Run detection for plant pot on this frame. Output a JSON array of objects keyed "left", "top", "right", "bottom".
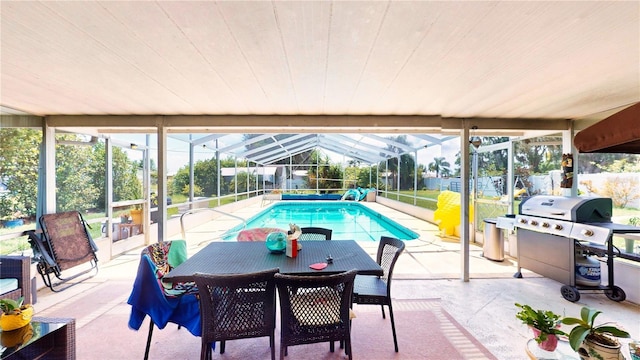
[
  {"left": 624, "top": 238, "right": 635, "bottom": 254},
  {"left": 130, "top": 209, "right": 143, "bottom": 225},
  {"left": 0, "top": 304, "right": 34, "bottom": 331},
  {"left": 531, "top": 326, "right": 559, "bottom": 352},
  {"left": 0, "top": 322, "right": 34, "bottom": 348},
  {"left": 578, "top": 337, "right": 623, "bottom": 360}
]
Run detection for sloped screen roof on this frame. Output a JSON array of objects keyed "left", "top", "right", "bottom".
[{"left": 176, "top": 133, "right": 455, "bottom": 165}]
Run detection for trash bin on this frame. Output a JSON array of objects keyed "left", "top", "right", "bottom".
[{"left": 483, "top": 218, "right": 504, "bottom": 261}]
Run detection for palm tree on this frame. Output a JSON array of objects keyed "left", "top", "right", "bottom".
[{"left": 428, "top": 157, "right": 450, "bottom": 178}]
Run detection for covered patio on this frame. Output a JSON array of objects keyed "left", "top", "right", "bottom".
[{"left": 1, "top": 2, "right": 640, "bottom": 359}]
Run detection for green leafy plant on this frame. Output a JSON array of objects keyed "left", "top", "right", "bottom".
[
  {"left": 629, "top": 217, "right": 640, "bottom": 226},
  {"left": 0, "top": 297, "right": 24, "bottom": 315},
  {"left": 561, "top": 306, "right": 630, "bottom": 351},
  {"left": 0, "top": 196, "right": 25, "bottom": 221},
  {"left": 515, "top": 303, "right": 566, "bottom": 343}
]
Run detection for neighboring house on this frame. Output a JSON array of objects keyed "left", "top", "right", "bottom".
[
  {"left": 220, "top": 165, "right": 283, "bottom": 189},
  {"left": 289, "top": 170, "right": 308, "bottom": 189}
]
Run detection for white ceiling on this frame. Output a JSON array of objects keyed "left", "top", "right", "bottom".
[{"left": 1, "top": 1, "right": 639, "bottom": 132}]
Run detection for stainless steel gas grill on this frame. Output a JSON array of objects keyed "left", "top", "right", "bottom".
[{"left": 513, "top": 195, "right": 640, "bottom": 302}]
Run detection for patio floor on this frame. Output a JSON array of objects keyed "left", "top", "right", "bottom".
[{"left": 29, "top": 201, "right": 640, "bottom": 359}]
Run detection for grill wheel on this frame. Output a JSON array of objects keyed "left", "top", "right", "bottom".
[
  {"left": 561, "top": 285, "right": 580, "bottom": 302},
  {"left": 604, "top": 286, "right": 626, "bottom": 302}
]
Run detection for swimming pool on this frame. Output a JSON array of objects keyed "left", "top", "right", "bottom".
[{"left": 223, "top": 201, "right": 419, "bottom": 241}]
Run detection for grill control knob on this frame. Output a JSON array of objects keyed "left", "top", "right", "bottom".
[
  {"left": 518, "top": 218, "right": 527, "bottom": 224},
  {"left": 581, "top": 229, "right": 594, "bottom": 237},
  {"left": 554, "top": 224, "right": 563, "bottom": 231},
  {"left": 530, "top": 220, "right": 538, "bottom": 226},
  {"left": 541, "top": 222, "right": 550, "bottom": 228}
]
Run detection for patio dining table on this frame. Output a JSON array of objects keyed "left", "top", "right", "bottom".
[{"left": 164, "top": 240, "right": 383, "bottom": 281}]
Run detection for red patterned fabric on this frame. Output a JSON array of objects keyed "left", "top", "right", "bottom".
[{"left": 237, "top": 227, "right": 286, "bottom": 242}]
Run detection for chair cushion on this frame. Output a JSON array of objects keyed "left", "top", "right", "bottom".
[
  {"left": 237, "top": 227, "right": 286, "bottom": 241},
  {"left": 0, "top": 278, "right": 18, "bottom": 295},
  {"left": 353, "top": 275, "right": 387, "bottom": 297}
]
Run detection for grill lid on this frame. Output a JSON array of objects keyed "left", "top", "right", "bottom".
[{"left": 518, "top": 195, "right": 612, "bottom": 222}]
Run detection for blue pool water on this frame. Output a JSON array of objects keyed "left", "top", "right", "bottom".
[{"left": 223, "top": 201, "right": 418, "bottom": 241}]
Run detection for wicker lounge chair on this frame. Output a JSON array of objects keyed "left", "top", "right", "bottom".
[{"left": 27, "top": 211, "right": 99, "bottom": 292}]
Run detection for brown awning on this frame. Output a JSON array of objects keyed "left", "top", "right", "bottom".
[{"left": 574, "top": 102, "right": 640, "bottom": 153}]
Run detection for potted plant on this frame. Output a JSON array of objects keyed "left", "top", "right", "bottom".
[
  {"left": 562, "top": 306, "right": 630, "bottom": 360},
  {"left": 130, "top": 205, "right": 143, "bottom": 225},
  {"left": 120, "top": 212, "right": 131, "bottom": 224},
  {"left": 515, "top": 303, "right": 566, "bottom": 351},
  {"left": 0, "top": 297, "right": 34, "bottom": 331}
]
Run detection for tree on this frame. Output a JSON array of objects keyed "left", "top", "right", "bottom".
[
  {"left": 475, "top": 137, "right": 511, "bottom": 176},
  {"left": 577, "top": 153, "right": 638, "bottom": 174},
  {"left": 229, "top": 171, "right": 257, "bottom": 192},
  {"left": 588, "top": 158, "right": 640, "bottom": 208},
  {"left": 56, "top": 135, "right": 100, "bottom": 212},
  {"left": 356, "top": 165, "right": 380, "bottom": 188},
  {"left": 172, "top": 158, "right": 218, "bottom": 197},
  {"left": 0, "top": 129, "right": 40, "bottom": 218},
  {"left": 89, "top": 142, "right": 142, "bottom": 210},
  {"left": 514, "top": 136, "right": 561, "bottom": 174},
  {"left": 223, "top": 157, "right": 250, "bottom": 194},
  {"left": 428, "top": 157, "right": 450, "bottom": 178},
  {"left": 134, "top": 158, "right": 158, "bottom": 189},
  {"left": 307, "top": 152, "right": 343, "bottom": 190},
  {"left": 378, "top": 136, "right": 415, "bottom": 190},
  {"left": 343, "top": 161, "right": 360, "bottom": 188}
]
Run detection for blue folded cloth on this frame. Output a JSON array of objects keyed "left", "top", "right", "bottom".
[{"left": 127, "top": 255, "right": 201, "bottom": 336}]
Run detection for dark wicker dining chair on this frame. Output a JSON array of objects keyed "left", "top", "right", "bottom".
[
  {"left": 274, "top": 269, "right": 357, "bottom": 360},
  {"left": 352, "top": 236, "right": 405, "bottom": 352},
  {"left": 193, "top": 268, "right": 279, "bottom": 360},
  {"left": 298, "top": 227, "right": 332, "bottom": 241}
]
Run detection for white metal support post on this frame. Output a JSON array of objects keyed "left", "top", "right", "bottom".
[
  {"left": 44, "top": 124, "right": 56, "bottom": 214},
  {"left": 216, "top": 139, "right": 221, "bottom": 207},
  {"left": 157, "top": 123, "right": 168, "bottom": 242},
  {"left": 414, "top": 150, "right": 418, "bottom": 206},
  {"left": 189, "top": 135, "right": 195, "bottom": 209},
  {"left": 105, "top": 138, "right": 113, "bottom": 258},
  {"left": 144, "top": 135, "right": 151, "bottom": 244},
  {"left": 507, "top": 139, "right": 515, "bottom": 215},
  {"left": 460, "top": 123, "right": 471, "bottom": 282}
]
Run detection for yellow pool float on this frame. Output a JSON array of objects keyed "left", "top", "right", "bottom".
[{"left": 433, "top": 191, "right": 474, "bottom": 237}]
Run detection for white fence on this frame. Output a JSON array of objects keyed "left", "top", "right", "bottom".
[{"left": 424, "top": 172, "right": 640, "bottom": 209}]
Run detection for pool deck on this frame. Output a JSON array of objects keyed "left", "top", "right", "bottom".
[
  {"left": 170, "top": 201, "right": 527, "bottom": 280},
  {"left": 31, "top": 200, "right": 640, "bottom": 359}
]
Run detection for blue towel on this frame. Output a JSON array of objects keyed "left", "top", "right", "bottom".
[{"left": 127, "top": 255, "right": 201, "bottom": 336}]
